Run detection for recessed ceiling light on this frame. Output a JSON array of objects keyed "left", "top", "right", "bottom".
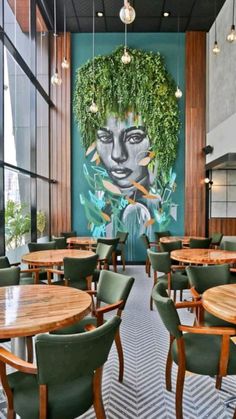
[
  {"left": 163, "top": 11, "right": 170, "bottom": 17},
  {"left": 96, "top": 11, "right": 104, "bottom": 17}
]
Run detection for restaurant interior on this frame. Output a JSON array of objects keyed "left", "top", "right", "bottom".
[{"left": 1, "top": 0, "right": 236, "bottom": 418}]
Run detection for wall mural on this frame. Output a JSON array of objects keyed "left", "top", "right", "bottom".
[{"left": 74, "top": 46, "right": 180, "bottom": 261}]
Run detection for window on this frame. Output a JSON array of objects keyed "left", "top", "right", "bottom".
[{"left": 210, "top": 170, "right": 236, "bottom": 218}]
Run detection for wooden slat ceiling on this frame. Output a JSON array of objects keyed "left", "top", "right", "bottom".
[{"left": 45, "top": 0, "right": 227, "bottom": 33}]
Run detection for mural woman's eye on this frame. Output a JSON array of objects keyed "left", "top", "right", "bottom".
[
  {"left": 97, "top": 130, "right": 113, "bottom": 143},
  {"left": 126, "top": 132, "right": 146, "bottom": 144}
]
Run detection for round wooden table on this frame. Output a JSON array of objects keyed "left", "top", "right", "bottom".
[
  {"left": 171, "top": 249, "right": 236, "bottom": 265},
  {"left": 67, "top": 236, "right": 97, "bottom": 249},
  {"left": 22, "top": 249, "right": 95, "bottom": 267},
  {"left": 0, "top": 285, "right": 92, "bottom": 339},
  {"left": 160, "top": 236, "right": 205, "bottom": 246},
  {"left": 202, "top": 284, "right": 236, "bottom": 324}
]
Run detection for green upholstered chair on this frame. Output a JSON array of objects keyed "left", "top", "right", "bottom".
[
  {"left": 223, "top": 241, "right": 236, "bottom": 251},
  {"left": 152, "top": 281, "right": 236, "bottom": 419},
  {"left": 0, "top": 256, "right": 40, "bottom": 285},
  {"left": 92, "top": 243, "right": 113, "bottom": 286},
  {"left": 154, "top": 231, "right": 171, "bottom": 245},
  {"left": 210, "top": 232, "right": 223, "bottom": 248},
  {"left": 47, "top": 254, "right": 99, "bottom": 289},
  {"left": 189, "top": 237, "right": 212, "bottom": 249},
  {"left": 140, "top": 233, "right": 159, "bottom": 277},
  {"left": 147, "top": 250, "right": 189, "bottom": 308},
  {"left": 28, "top": 241, "right": 56, "bottom": 283},
  {"left": 97, "top": 237, "right": 120, "bottom": 272},
  {"left": 0, "top": 316, "right": 121, "bottom": 419},
  {"left": 52, "top": 236, "right": 67, "bottom": 249},
  {"left": 160, "top": 240, "right": 182, "bottom": 253},
  {"left": 115, "top": 231, "right": 129, "bottom": 271},
  {"left": 51, "top": 270, "right": 134, "bottom": 383},
  {"left": 60, "top": 230, "right": 76, "bottom": 239}
]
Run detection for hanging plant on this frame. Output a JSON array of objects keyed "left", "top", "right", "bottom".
[{"left": 73, "top": 46, "right": 180, "bottom": 176}]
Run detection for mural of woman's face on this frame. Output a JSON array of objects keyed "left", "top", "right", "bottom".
[{"left": 96, "top": 113, "right": 150, "bottom": 189}]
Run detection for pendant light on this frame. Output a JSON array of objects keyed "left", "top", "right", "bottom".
[
  {"left": 119, "top": 0, "right": 136, "bottom": 25},
  {"left": 213, "top": 0, "right": 220, "bottom": 54},
  {"left": 89, "top": 0, "right": 98, "bottom": 113},
  {"left": 51, "top": 0, "right": 62, "bottom": 86},
  {"left": 121, "top": 23, "right": 131, "bottom": 64},
  {"left": 61, "top": 2, "right": 70, "bottom": 69},
  {"left": 175, "top": 15, "right": 182, "bottom": 99},
  {"left": 227, "top": 0, "right": 236, "bottom": 42}
]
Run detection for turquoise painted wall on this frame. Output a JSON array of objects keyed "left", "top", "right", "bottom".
[{"left": 72, "top": 33, "right": 185, "bottom": 262}]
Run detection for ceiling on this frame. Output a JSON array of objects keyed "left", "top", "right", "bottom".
[{"left": 44, "top": 0, "right": 227, "bottom": 33}]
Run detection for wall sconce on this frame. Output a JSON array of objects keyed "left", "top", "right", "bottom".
[
  {"left": 202, "top": 145, "right": 214, "bottom": 155},
  {"left": 204, "top": 178, "right": 214, "bottom": 189}
]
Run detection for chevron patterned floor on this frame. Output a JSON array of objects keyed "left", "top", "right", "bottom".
[{"left": 1, "top": 265, "right": 236, "bottom": 418}]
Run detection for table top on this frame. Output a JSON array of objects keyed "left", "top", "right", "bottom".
[
  {"left": 203, "top": 284, "right": 236, "bottom": 324},
  {"left": 160, "top": 236, "right": 205, "bottom": 245},
  {"left": 22, "top": 249, "right": 95, "bottom": 266},
  {"left": 0, "top": 285, "right": 91, "bottom": 339},
  {"left": 67, "top": 236, "right": 97, "bottom": 245},
  {"left": 171, "top": 249, "right": 236, "bottom": 265}
]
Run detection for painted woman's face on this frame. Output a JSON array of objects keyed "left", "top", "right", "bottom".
[{"left": 96, "top": 113, "right": 150, "bottom": 189}]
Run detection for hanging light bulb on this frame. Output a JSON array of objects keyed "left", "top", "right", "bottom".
[
  {"left": 175, "top": 15, "right": 182, "bottom": 100},
  {"left": 119, "top": 0, "right": 136, "bottom": 24},
  {"left": 212, "top": 41, "right": 220, "bottom": 54},
  {"left": 121, "top": 49, "right": 131, "bottom": 64},
  {"left": 61, "top": 2, "right": 70, "bottom": 69},
  {"left": 89, "top": 0, "right": 98, "bottom": 113},
  {"left": 227, "top": 0, "right": 236, "bottom": 42},
  {"left": 51, "top": 0, "right": 62, "bottom": 86},
  {"left": 175, "top": 86, "right": 182, "bottom": 99},
  {"left": 51, "top": 68, "right": 62, "bottom": 85},
  {"left": 89, "top": 101, "right": 98, "bottom": 113}
]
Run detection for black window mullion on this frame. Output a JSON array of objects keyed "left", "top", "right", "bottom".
[{"left": 0, "top": 27, "right": 4, "bottom": 255}]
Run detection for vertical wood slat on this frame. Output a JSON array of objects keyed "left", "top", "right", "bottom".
[
  {"left": 185, "top": 32, "right": 206, "bottom": 236},
  {"left": 209, "top": 219, "right": 236, "bottom": 236},
  {"left": 50, "top": 33, "right": 71, "bottom": 236}
]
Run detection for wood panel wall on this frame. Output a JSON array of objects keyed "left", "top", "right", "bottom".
[
  {"left": 209, "top": 219, "right": 236, "bottom": 236},
  {"left": 185, "top": 32, "right": 206, "bottom": 236},
  {"left": 50, "top": 33, "right": 71, "bottom": 236}
]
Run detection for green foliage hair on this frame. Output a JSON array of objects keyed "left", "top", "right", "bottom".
[{"left": 73, "top": 46, "right": 180, "bottom": 175}]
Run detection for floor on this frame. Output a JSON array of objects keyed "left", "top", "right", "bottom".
[{"left": 1, "top": 265, "right": 236, "bottom": 418}]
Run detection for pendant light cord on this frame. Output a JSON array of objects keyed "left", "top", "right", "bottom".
[
  {"left": 64, "top": 2, "right": 66, "bottom": 59},
  {"left": 233, "top": 0, "right": 235, "bottom": 26},
  {"left": 125, "top": 23, "right": 127, "bottom": 50},
  {"left": 92, "top": 0, "right": 95, "bottom": 100},
  {"left": 177, "top": 15, "right": 180, "bottom": 85},
  {"left": 53, "top": 0, "right": 57, "bottom": 71}
]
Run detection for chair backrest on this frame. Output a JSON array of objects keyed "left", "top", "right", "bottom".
[
  {"left": 223, "top": 241, "right": 236, "bottom": 251},
  {"left": 116, "top": 231, "right": 129, "bottom": 244},
  {"left": 189, "top": 238, "right": 212, "bottom": 249},
  {"left": 211, "top": 233, "right": 223, "bottom": 246},
  {"left": 96, "top": 243, "right": 113, "bottom": 261},
  {"left": 63, "top": 254, "right": 98, "bottom": 289},
  {"left": 0, "top": 266, "right": 20, "bottom": 286},
  {"left": 152, "top": 282, "right": 182, "bottom": 338},
  {"left": 154, "top": 231, "right": 171, "bottom": 242},
  {"left": 60, "top": 231, "right": 76, "bottom": 239},
  {"left": 140, "top": 233, "right": 150, "bottom": 249},
  {"left": 97, "top": 238, "right": 120, "bottom": 252},
  {"left": 97, "top": 270, "right": 134, "bottom": 310},
  {"left": 28, "top": 241, "right": 56, "bottom": 252},
  {"left": 52, "top": 236, "right": 67, "bottom": 249},
  {"left": 160, "top": 240, "right": 182, "bottom": 253},
  {"left": 36, "top": 316, "right": 121, "bottom": 385},
  {"left": 0, "top": 256, "right": 11, "bottom": 269},
  {"left": 147, "top": 250, "right": 171, "bottom": 274},
  {"left": 186, "top": 264, "right": 230, "bottom": 294}
]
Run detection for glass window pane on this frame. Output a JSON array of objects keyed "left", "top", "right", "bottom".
[
  {"left": 4, "top": 0, "right": 31, "bottom": 68},
  {"left": 37, "top": 179, "right": 49, "bottom": 240},
  {"left": 5, "top": 168, "right": 31, "bottom": 262},
  {"left": 36, "top": 6, "right": 49, "bottom": 94},
  {"left": 37, "top": 93, "right": 49, "bottom": 177},
  {"left": 4, "top": 48, "right": 31, "bottom": 170}
]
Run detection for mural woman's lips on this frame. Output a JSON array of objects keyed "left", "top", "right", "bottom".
[{"left": 110, "top": 167, "right": 132, "bottom": 179}]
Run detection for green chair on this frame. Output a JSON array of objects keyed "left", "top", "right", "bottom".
[
  {"left": 51, "top": 270, "right": 134, "bottom": 383},
  {"left": 140, "top": 233, "right": 159, "bottom": 277},
  {"left": 152, "top": 281, "right": 236, "bottom": 419},
  {"left": 223, "top": 241, "right": 236, "bottom": 251},
  {"left": 0, "top": 256, "right": 40, "bottom": 285},
  {"left": 92, "top": 243, "right": 113, "bottom": 286},
  {"left": 60, "top": 230, "right": 76, "bottom": 239},
  {"left": 115, "top": 231, "right": 129, "bottom": 271},
  {"left": 160, "top": 240, "right": 182, "bottom": 253},
  {"left": 189, "top": 237, "right": 212, "bottom": 248},
  {"left": 97, "top": 238, "right": 120, "bottom": 272},
  {"left": 210, "top": 232, "right": 223, "bottom": 248},
  {"left": 52, "top": 236, "right": 67, "bottom": 249},
  {"left": 154, "top": 231, "right": 171, "bottom": 245},
  {"left": 148, "top": 250, "right": 189, "bottom": 308},
  {"left": 47, "top": 254, "right": 99, "bottom": 289},
  {"left": 28, "top": 241, "right": 56, "bottom": 252},
  {"left": 0, "top": 316, "right": 121, "bottom": 419}
]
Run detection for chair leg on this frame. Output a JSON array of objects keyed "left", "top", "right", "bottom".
[
  {"left": 93, "top": 367, "right": 106, "bottom": 419},
  {"left": 115, "top": 330, "right": 124, "bottom": 383},
  {"left": 233, "top": 409, "right": 236, "bottom": 419},
  {"left": 121, "top": 252, "right": 125, "bottom": 271},
  {"left": 147, "top": 258, "right": 151, "bottom": 277},
  {"left": 7, "top": 410, "right": 16, "bottom": 419},
  {"left": 166, "top": 336, "right": 174, "bottom": 392},
  {"left": 176, "top": 365, "right": 185, "bottom": 419},
  {"left": 26, "top": 336, "right": 33, "bottom": 363},
  {"left": 180, "top": 290, "right": 183, "bottom": 301},
  {"left": 112, "top": 252, "right": 117, "bottom": 272},
  {"left": 150, "top": 272, "right": 157, "bottom": 311},
  {"left": 216, "top": 375, "right": 222, "bottom": 390},
  {"left": 173, "top": 290, "right": 177, "bottom": 303}
]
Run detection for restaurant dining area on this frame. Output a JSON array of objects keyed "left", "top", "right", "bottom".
[{"left": 1, "top": 0, "right": 236, "bottom": 418}]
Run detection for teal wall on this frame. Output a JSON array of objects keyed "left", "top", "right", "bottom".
[{"left": 72, "top": 33, "right": 185, "bottom": 262}]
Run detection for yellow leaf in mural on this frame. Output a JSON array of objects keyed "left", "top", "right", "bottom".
[
  {"left": 144, "top": 194, "right": 161, "bottom": 200},
  {"left": 126, "top": 196, "right": 136, "bottom": 205},
  {"left": 144, "top": 218, "right": 155, "bottom": 227},
  {"left": 85, "top": 142, "right": 96, "bottom": 156},
  {"left": 96, "top": 156, "right": 100, "bottom": 165},
  {"left": 130, "top": 180, "right": 149, "bottom": 195},
  {"left": 102, "top": 180, "right": 122, "bottom": 195},
  {"left": 138, "top": 156, "right": 151, "bottom": 166},
  {"left": 101, "top": 212, "right": 111, "bottom": 222},
  {"left": 149, "top": 151, "right": 155, "bottom": 158},
  {"left": 91, "top": 151, "right": 99, "bottom": 162}
]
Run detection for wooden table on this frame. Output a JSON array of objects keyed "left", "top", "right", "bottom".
[
  {"left": 67, "top": 236, "right": 97, "bottom": 249},
  {"left": 22, "top": 249, "right": 95, "bottom": 267},
  {"left": 171, "top": 249, "right": 236, "bottom": 265},
  {"left": 160, "top": 236, "right": 205, "bottom": 246},
  {"left": 202, "top": 284, "right": 236, "bottom": 324}
]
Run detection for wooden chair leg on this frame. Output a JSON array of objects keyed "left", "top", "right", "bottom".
[
  {"left": 216, "top": 375, "right": 222, "bottom": 390},
  {"left": 179, "top": 290, "right": 183, "bottom": 301},
  {"left": 176, "top": 365, "right": 185, "bottom": 419},
  {"left": 93, "top": 367, "right": 106, "bottom": 419},
  {"left": 147, "top": 259, "right": 151, "bottom": 277},
  {"left": 166, "top": 336, "right": 174, "bottom": 392},
  {"left": 26, "top": 336, "right": 33, "bottom": 363},
  {"left": 121, "top": 253, "right": 125, "bottom": 271},
  {"left": 7, "top": 410, "right": 16, "bottom": 419},
  {"left": 173, "top": 290, "right": 177, "bottom": 302},
  {"left": 115, "top": 330, "right": 124, "bottom": 383},
  {"left": 233, "top": 409, "right": 236, "bottom": 419},
  {"left": 112, "top": 252, "right": 117, "bottom": 272}
]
